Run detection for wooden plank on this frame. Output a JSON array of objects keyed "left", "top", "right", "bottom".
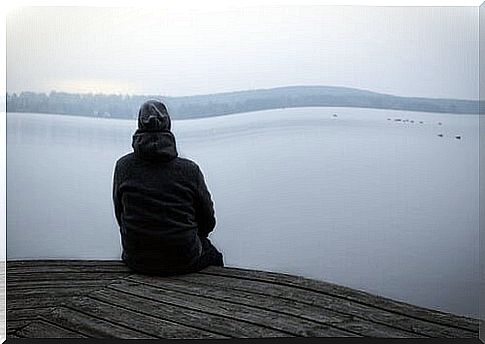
[
  {"left": 128, "top": 274, "right": 424, "bottom": 338},
  {"left": 67, "top": 296, "right": 227, "bottom": 339},
  {"left": 16, "top": 320, "right": 87, "bottom": 338},
  {"left": 44, "top": 306, "right": 156, "bottom": 339},
  {"left": 201, "top": 266, "right": 479, "bottom": 333},
  {"left": 89, "top": 287, "right": 290, "bottom": 338},
  {"left": 7, "top": 307, "right": 56, "bottom": 322},
  {"left": 108, "top": 279, "right": 359, "bottom": 337},
  {"left": 8, "top": 280, "right": 112, "bottom": 290},
  {"left": 7, "top": 272, "right": 129, "bottom": 282},
  {"left": 169, "top": 272, "right": 474, "bottom": 338},
  {"left": 7, "top": 286, "right": 103, "bottom": 299},
  {"left": 8, "top": 296, "right": 74, "bottom": 310}
]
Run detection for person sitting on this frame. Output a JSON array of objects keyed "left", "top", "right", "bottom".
[{"left": 112, "top": 100, "right": 223, "bottom": 275}]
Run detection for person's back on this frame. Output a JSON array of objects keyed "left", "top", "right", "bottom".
[{"left": 112, "top": 100, "right": 223, "bottom": 275}]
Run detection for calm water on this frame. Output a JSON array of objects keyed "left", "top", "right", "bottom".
[{"left": 7, "top": 108, "right": 479, "bottom": 317}]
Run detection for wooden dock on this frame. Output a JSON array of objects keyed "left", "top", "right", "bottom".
[{"left": 6, "top": 260, "right": 479, "bottom": 339}]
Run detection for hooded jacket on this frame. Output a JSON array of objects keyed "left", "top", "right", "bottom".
[{"left": 112, "top": 100, "right": 216, "bottom": 274}]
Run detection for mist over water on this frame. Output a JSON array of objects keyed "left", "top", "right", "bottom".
[{"left": 7, "top": 108, "right": 479, "bottom": 317}]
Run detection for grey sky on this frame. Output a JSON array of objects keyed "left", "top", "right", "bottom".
[{"left": 7, "top": 6, "right": 478, "bottom": 99}]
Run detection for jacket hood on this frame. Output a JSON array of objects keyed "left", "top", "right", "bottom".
[
  {"left": 132, "top": 100, "right": 177, "bottom": 161},
  {"left": 138, "top": 100, "right": 171, "bottom": 132},
  {"left": 132, "top": 130, "right": 178, "bottom": 161}
]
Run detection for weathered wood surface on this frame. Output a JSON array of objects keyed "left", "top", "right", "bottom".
[{"left": 6, "top": 260, "right": 479, "bottom": 339}]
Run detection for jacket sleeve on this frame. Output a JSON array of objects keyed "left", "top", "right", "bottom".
[
  {"left": 112, "top": 162, "right": 123, "bottom": 227},
  {"left": 194, "top": 166, "right": 216, "bottom": 238}
]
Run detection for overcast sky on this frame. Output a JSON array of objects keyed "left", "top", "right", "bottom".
[{"left": 6, "top": 6, "right": 478, "bottom": 99}]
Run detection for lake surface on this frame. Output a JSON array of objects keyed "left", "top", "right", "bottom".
[{"left": 7, "top": 107, "right": 479, "bottom": 317}]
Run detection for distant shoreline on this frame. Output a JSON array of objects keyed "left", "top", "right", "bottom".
[
  {"left": 7, "top": 105, "right": 479, "bottom": 124},
  {"left": 7, "top": 85, "right": 479, "bottom": 120}
]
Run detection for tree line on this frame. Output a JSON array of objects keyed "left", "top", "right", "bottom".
[{"left": 6, "top": 86, "right": 479, "bottom": 120}]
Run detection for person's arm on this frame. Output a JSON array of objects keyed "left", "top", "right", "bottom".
[
  {"left": 194, "top": 166, "right": 216, "bottom": 238},
  {"left": 112, "top": 162, "right": 123, "bottom": 227}
]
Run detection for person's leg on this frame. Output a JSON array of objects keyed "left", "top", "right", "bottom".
[{"left": 196, "top": 237, "right": 224, "bottom": 269}]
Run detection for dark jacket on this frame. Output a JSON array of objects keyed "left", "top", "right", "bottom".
[{"left": 112, "top": 100, "right": 216, "bottom": 274}]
